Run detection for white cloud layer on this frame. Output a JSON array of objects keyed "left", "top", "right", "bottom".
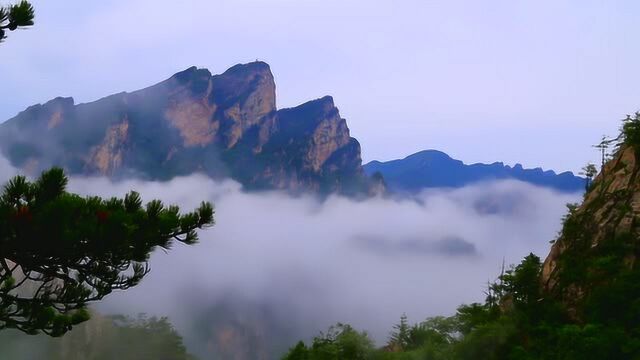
[
  {"left": 69, "top": 176, "right": 578, "bottom": 349},
  {"left": 0, "top": 160, "right": 580, "bottom": 355}
]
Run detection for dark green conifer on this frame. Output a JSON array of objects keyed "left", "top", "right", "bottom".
[
  {"left": 0, "top": 1, "right": 34, "bottom": 42},
  {"left": 0, "top": 168, "right": 214, "bottom": 336}
]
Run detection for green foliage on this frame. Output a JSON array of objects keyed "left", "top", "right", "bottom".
[
  {"left": 282, "top": 323, "right": 374, "bottom": 360},
  {"left": 284, "top": 341, "right": 311, "bottom": 360},
  {"left": 580, "top": 163, "right": 598, "bottom": 191},
  {"left": 387, "top": 314, "right": 410, "bottom": 351},
  {"left": 622, "top": 112, "right": 640, "bottom": 148},
  {"left": 455, "top": 303, "right": 496, "bottom": 336},
  {"left": 0, "top": 312, "right": 195, "bottom": 359},
  {"left": 497, "top": 254, "right": 542, "bottom": 315},
  {"left": 285, "top": 244, "right": 640, "bottom": 359},
  {"left": 0, "top": 0, "right": 34, "bottom": 42},
  {"left": 0, "top": 168, "right": 214, "bottom": 336},
  {"left": 453, "top": 317, "right": 517, "bottom": 360},
  {"left": 89, "top": 314, "right": 194, "bottom": 360}
]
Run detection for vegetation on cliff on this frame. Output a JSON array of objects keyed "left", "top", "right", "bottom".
[{"left": 0, "top": 313, "right": 194, "bottom": 359}]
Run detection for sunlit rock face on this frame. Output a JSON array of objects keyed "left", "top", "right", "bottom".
[{"left": 0, "top": 62, "right": 374, "bottom": 195}]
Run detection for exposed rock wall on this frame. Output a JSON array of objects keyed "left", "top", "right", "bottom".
[{"left": 0, "top": 62, "right": 375, "bottom": 195}]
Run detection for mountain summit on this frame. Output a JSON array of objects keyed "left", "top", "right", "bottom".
[{"left": 0, "top": 62, "right": 376, "bottom": 195}]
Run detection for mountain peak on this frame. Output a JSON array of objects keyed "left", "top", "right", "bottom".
[
  {"left": 222, "top": 61, "right": 272, "bottom": 76},
  {"left": 172, "top": 66, "right": 212, "bottom": 83},
  {"left": 317, "top": 95, "right": 335, "bottom": 105},
  {"left": 0, "top": 62, "right": 373, "bottom": 196},
  {"left": 283, "top": 96, "right": 335, "bottom": 112},
  {"left": 169, "top": 62, "right": 274, "bottom": 90},
  {"left": 46, "top": 96, "right": 75, "bottom": 107},
  {"left": 210, "top": 62, "right": 276, "bottom": 114},
  {"left": 406, "top": 150, "right": 453, "bottom": 162}
]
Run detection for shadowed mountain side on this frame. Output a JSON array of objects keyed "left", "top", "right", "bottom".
[
  {"left": 0, "top": 62, "right": 380, "bottom": 196},
  {"left": 364, "top": 150, "right": 584, "bottom": 193}
]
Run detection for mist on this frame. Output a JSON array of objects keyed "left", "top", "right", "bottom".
[{"left": 0, "top": 161, "right": 580, "bottom": 357}]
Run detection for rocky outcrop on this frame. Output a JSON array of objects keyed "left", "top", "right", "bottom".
[
  {"left": 0, "top": 62, "right": 375, "bottom": 195},
  {"left": 541, "top": 143, "right": 640, "bottom": 315},
  {"left": 86, "top": 118, "right": 130, "bottom": 175}
]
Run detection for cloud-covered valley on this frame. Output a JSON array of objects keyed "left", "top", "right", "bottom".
[{"left": 0, "top": 159, "right": 580, "bottom": 357}]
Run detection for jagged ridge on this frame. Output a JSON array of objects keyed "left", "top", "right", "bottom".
[{"left": 0, "top": 62, "right": 378, "bottom": 195}]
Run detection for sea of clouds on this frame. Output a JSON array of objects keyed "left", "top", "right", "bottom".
[{"left": 0, "top": 156, "right": 580, "bottom": 356}]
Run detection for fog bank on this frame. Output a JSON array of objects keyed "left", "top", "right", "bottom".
[{"left": 0, "top": 163, "right": 580, "bottom": 357}]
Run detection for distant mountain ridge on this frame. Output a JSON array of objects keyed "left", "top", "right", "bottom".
[
  {"left": 364, "top": 150, "right": 584, "bottom": 193},
  {"left": 0, "top": 62, "right": 379, "bottom": 195}
]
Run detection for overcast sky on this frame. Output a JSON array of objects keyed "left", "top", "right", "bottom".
[{"left": 2, "top": 0, "right": 639, "bottom": 172}]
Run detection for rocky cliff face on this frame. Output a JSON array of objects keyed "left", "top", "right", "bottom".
[
  {"left": 541, "top": 142, "right": 640, "bottom": 316},
  {"left": 0, "top": 62, "right": 376, "bottom": 195}
]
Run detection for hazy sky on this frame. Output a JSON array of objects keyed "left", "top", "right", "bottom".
[{"left": 2, "top": 0, "right": 639, "bottom": 172}]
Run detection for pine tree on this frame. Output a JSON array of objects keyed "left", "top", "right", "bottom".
[
  {"left": 0, "top": 1, "right": 34, "bottom": 42},
  {"left": 0, "top": 0, "right": 215, "bottom": 338},
  {"left": 388, "top": 313, "right": 410, "bottom": 351},
  {"left": 580, "top": 163, "right": 598, "bottom": 191},
  {"left": 0, "top": 168, "right": 214, "bottom": 336}
]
